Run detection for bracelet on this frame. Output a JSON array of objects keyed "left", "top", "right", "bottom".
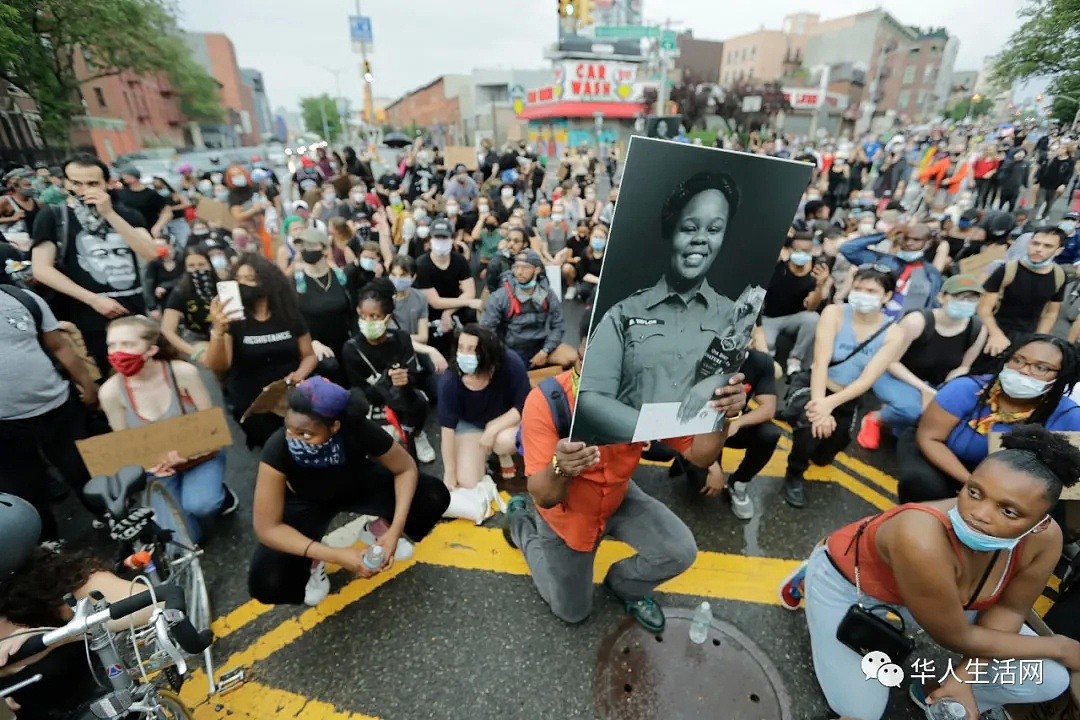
[
  {"left": 552, "top": 457, "right": 572, "bottom": 479},
  {"left": 303, "top": 540, "right": 315, "bottom": 559}
]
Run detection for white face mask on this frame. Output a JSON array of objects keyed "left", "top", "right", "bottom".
[
  {"left": 431, "top": 238, "right": 452, "bottom": 256},
  {"left": 551, "top": 213, "right": 564, "bottom": 223},
  {"left": 501, "top": 188, "right": 513, "bottom": 199},
  {"left": 446, "top": 205, "right": 459, "bottom": 216},
  {"left": 847, "top": 291, "right": 883, "bottom": 314},
  {"left": 322, "top": 191, "right": 336, "bottom": 202}
]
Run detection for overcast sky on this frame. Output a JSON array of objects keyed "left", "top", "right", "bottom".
[{"left": 177, "top": 0, "right": 1027, "bottom": 112}]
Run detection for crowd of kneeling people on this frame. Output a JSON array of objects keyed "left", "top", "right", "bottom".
[{"left": 5, "top": 149, "right": 1080, "bottom": 720}]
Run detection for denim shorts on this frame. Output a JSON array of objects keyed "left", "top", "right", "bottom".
[{"left": 455, "top": 420, "right": 483, "bottom": 434}]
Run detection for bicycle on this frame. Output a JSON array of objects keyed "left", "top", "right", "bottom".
[
  {"left": 6, "top": 587, "right": 212, "bottom": 719},
  {"left": 82, "top": 465, "right": 216, "bottom": 695}
]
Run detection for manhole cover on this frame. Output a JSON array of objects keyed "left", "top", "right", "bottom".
[{"left": 594, "top": 610, "right": 793, "bottom": 720}]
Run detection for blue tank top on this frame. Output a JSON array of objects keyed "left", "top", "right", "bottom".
[{"left": 828, "top": 304, "right": 888, "bottom": 386}]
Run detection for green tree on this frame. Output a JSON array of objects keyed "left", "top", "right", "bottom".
[
  {"left": 993, "top": 0, "right": 1080, "bottom": 125},
  {"left": 300, "top": 95, "right": 347, "bottom": 142},
  {"left": 947, "top": 96, "right": 993, "bottom": 121},
  {"left": 0, "top": 0, "right": 222, "bottom": 143}
]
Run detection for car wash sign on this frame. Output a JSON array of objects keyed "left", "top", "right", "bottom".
[{"left": 554, "top": 61, "right": 638, "bottom": 102}]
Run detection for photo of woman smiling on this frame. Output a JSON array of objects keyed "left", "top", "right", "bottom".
[{"left": 573, "top": 139, "right": 811, "bottom": 446}]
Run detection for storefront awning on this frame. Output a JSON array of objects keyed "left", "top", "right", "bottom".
[{"left": 517, "top": 102, "right": 643, "bottom": 120}]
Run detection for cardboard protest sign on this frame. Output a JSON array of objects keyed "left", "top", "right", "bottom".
[
  {"left": 442, "top": 146, "right": 477, "bottom": 171},
  {"left": 195, "top": 195, "right": 236, "bottom": 230},
  {"left": 571, "top": 137, "right": 812, "bottom": 444},
  {"left": 240, "top": 379, "right": 289, "bottom": 424},
  {"left": 957, "top": 244, "right": 1006, "bottom": 278},
  {"left": 76, "top": 407, "right": 231, "bottom": 477}
]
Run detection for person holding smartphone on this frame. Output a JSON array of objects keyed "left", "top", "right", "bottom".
[{"left": 29, "top": 153, "right": 156, "bottom": 372}]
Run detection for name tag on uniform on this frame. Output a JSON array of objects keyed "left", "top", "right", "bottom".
[{"left": 626, "top": 317, "right": 664, "bottom": 327}]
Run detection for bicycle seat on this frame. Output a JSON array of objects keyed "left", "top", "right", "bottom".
[{"left": 83, "top": 465, "right": 147, "bottom": 517}]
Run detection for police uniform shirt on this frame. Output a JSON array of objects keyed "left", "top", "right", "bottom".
[{"left": 581, "top": 275, "right": 735, "bottom": 409}]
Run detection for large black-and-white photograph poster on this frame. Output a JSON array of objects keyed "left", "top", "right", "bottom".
[{"left": 571, "top": 137, "right": 812, "bottom": 445}]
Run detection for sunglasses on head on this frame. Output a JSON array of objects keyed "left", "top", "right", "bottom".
[{"left": 858, "top": 263, "right": 894, "bottom": 275}]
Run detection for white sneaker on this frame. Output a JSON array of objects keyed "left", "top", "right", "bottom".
[
  {"left": 304, "top": 561, "right": 329, "bottom": 606},
  {"left": 414, "top": 430, "right": 436, "bottom": 464},
  {"left": 565, "top": 286, "right": 577, "bottom": 301},
  {"left": 479, "top": 474, "right": 508, "bottom": 513},
  {"left": 356, "top": 518, "right": 415, "bottom": 561},
  {"left": 727, "top": 480, "right": 755, "bottom": 520},
  {"left": 785, "top": 359, "right": 802, "bottom": 377}
]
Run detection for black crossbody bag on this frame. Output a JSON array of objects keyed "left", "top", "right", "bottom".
[{"left": 834, "top": 517, "right": 1001, "bottom": 662}]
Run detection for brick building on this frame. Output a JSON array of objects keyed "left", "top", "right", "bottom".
[
  {"left": 385, "top": 75, "right": 468, "bottom": 140},
  {"left": 72, "top": 51, "right": 187, "bottom": 162},
  {"left": 184, "top": 32, "right": 260, "bottom": 147},
  {"left": 719, "top": 13, "right": 818, "bottom": 87},
  {"left": 674, "top": 32, "right": 724, "bottom": 84},
  {"left": 0, "top": 82, "right": 48, "bottom": 166}
]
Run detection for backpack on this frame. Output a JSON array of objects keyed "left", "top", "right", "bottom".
[
  {"left": 1063, "top": 276, "right": 1080, "bottom": 323},
  {"left": 502, "top": 280, "right": 548, "bottom": 319},
  {"left": 515, "top": 376, "right": 571, "bottom": 459},
  {"left": 996, "top": 260, "right": 1065, "bottom": 311}
]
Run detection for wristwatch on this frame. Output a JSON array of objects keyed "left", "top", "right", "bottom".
[{"left": 552, "top": 456, "right": 572, "bottom": 479}]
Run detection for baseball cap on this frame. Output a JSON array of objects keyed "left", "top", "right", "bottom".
[
  {"left": 430, "top": 218, "right": 453, "bottom": 238},
  {"left": 298, "top": 227, "right": 332, "bottom": 247},
  {"left": 351, "top": 209, "right": 370, "bottom": 223},
  {"left": 119, "top": 165, "right": 140, "bottom": 179},
  {"left": 453, "top": 163, "right": 467, "bottom": 174},
  {"left": 941, "top": 275, "right": 985, "bottom": 295},
  {"left": 1065, "top": 211, "right": 1080, "bottom": 221},
  {"left": 514, "top": 249, "right": 543, "bottom": 268}
]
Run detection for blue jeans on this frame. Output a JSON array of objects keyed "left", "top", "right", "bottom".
[
  {"left": 872, "top": 372, "right": 924, "bottom": 432},
  {"left": 167, "top": 218, "right": 191, "bottom": 249},
  {"left": 148, "top": 452, "right": 227, "bottom": 544},
  {"left": 804, "top": 545, "right": 1069, "bottom": 719}
]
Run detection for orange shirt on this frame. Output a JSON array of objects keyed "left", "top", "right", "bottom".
[
  {"left": 520, "top": 370, "right": 692, "bottom": 552},
  {"left": 826, "top": 504, "right": 1024, "bottom": 611}
]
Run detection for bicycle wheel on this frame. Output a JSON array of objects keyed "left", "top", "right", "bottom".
[
  {"left": 152, "top": 689, "right": 194, "bottom": 720},
  {"left": 145, "top": 480, "right": 213, "bottom": 637}
]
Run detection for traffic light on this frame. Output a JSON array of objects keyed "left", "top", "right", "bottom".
[
  {"left": 362, "top": 60, "right": 373, "bottom": 84},
  {"left": 577, "top": 0, "right": 593, "bottom": 26},
  {"left": 558, "top": 0, "right": 575, "bottom": 17}
]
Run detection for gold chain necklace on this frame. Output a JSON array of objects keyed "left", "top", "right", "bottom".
[{"left": 309, "top": 271, "right": 332, "bottom": 292}]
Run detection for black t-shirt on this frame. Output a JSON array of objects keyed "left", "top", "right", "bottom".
[
  {"left": 118, "top": 187, "right": 167, "bottom": 227},
  {"left": 298, "top": 270, "right": 354, "bottom": 356},
  {"left": 762, "top": 261, "right": 817, "bottom": 318},
  {"left": 165, "top": 285, "right": 212, "bottom": 339},
  {"left": 578, "top": 251, "right": 604, "bottom": 280},
  {"left": 31, "top": 203, "right": 148, "bottom": 330},
  {"left": 567, "top": 233, "right": 589, "bottom": 259},
  {"left": 227, "top": 313, "right": 309, "bottom": 413},
  {"left": 414, "top": 252, "right": 471, "bottom": 321},
  {"left": 984, "top": 262, "right": 1066, "bottom": 334},
  {"left": 260, "top": 419, "right": 394, "bottom": 505},
  {"left": 145, "top": 258, "right": 184, "bottom": 309},
  {"left": 342, "top": 329, "right": 418, "bottom": 403},
  {"left": 407, "top": 166, "right": 439, "bottom": 200},
  {"left": 740, "top": 349, "right": 777, "bottom": 399}
]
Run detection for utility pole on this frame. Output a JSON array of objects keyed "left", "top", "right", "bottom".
[
  {"left": 654, "top": 18, "right": 677, "bottom": 117},
  {"left": 356, "top": 0, "right": 376, "bottom": 139},
  {"left": 809, "top": 64, "right": 830, "bottom": 138},
  {"left": 319, "top": 101, "right": 330, "bottom": 143},
  {"left": 325, "top": 66, "right": 348, "bottom": 143}
]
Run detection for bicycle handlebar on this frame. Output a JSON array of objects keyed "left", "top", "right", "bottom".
[{"left": 7, "top": 587, "right": 211, "bottom": 665}]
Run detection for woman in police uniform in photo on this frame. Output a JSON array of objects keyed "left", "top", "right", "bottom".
[{"left": 575, "top": 171, "right": 747, "bottom": 446}]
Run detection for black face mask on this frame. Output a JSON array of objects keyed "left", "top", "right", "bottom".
[
  {"left": 300, "top": 249, "right": 324, "bottom": 265},
  {"left": 239, "top": 284, "right": 266, "bottom": 306},
  {"left": 190, "top": 269, "right": 215, "bottom": 301}
]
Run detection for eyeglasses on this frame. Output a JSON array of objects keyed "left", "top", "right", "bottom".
[
  {"left": 858, "top": 263, "right": 894, "bottom": 275},
  {"left": 1006, "top": 353, "right": 1060, "bottom": 380}
]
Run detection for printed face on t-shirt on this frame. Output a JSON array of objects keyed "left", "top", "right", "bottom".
[{"left": 75, "top": 230, "right": 136, "bottom": 289}]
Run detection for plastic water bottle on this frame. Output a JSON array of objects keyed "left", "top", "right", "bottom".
[
  {"left": 926, "top": 698, "right": 967, "bottom": 719},
  {"left": 689, "top": 601, "right": 711, "bottom": 644},
  {"left": 362, "top": 544, "right": 385, "bottom": 571}
]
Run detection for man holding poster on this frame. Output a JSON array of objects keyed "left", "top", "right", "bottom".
[
  {"left": 508, "top": 139, "right": 810, "bottom": 631},
  {"left": 572, "top": 138, "right": 811, "bottom": 446}
]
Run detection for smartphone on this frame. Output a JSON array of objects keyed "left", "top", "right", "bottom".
[{"left": 216, "top": 281, "right": 245, "bottom": 320}]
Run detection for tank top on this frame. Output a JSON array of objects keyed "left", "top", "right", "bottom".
[
  {"left": 828, "top": 304, "right": 889, "bottom": 386},
  {"left": 826, "top": 504, "right": 1024, "bottom": 611},
  {"left": 121, "top": 361, "right": 196, "bottom": 428},
  {"left": 899, "top": 310, "right": 978, "bottom": 387}
]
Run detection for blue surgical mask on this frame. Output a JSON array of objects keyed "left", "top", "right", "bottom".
[
  {"left": 590, "top": 238, "right": 606, "bottom": 252},
  {"left": 998, "top": 367, "right": 1052, "bottom": 399},
  {"left": 359, "top": 257, "right": 378, "bottom": 272},
  {"left": 231, "top": 175, "right": 248, "bottom": 188},
  {"left": 1023, "top": 256, "right": 1056, "bottom": 270},
  {"left": 847, "top": 291, "right": 882, "bottom": 314},
  {"left": 947, "top": 505, "right": 1046, "bottom": 553},
  {"left": 958, "top": 218, "right": 975, "bottom": 230},
  {"left": 285, "top": 434, "right": 345, "bottom": 468},
  {"left": 390, "top": 276, "right": 413, "bottom": 292},
  {"left": 897, "top": 249, "right": 924, "bottom": 262},
  {"left": 517, "top": 278, "right": 537, "bottom": 289},
  {"left": 457, "top": 353, "right": 479, "bottom": 374},
  {"left": 1060, "top": 221, "right": 1078, "bottom": 236},
  {"left": 946, "top": 298, "right": 978, "bottom": 320},
  {"left": 789, "top": 251, "right": 812, "bottom": 266}
]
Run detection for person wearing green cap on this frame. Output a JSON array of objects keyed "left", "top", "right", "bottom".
[
  {"left": 276, "top": 214, "right": 306, "bottom": 276},
  {"left": 857, "top": 275, "right": 988, "bottom": 450}
]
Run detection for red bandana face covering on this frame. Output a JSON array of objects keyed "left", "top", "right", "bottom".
[{"left": 107, "top": 351, "right": 147, "bottom": 377}]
